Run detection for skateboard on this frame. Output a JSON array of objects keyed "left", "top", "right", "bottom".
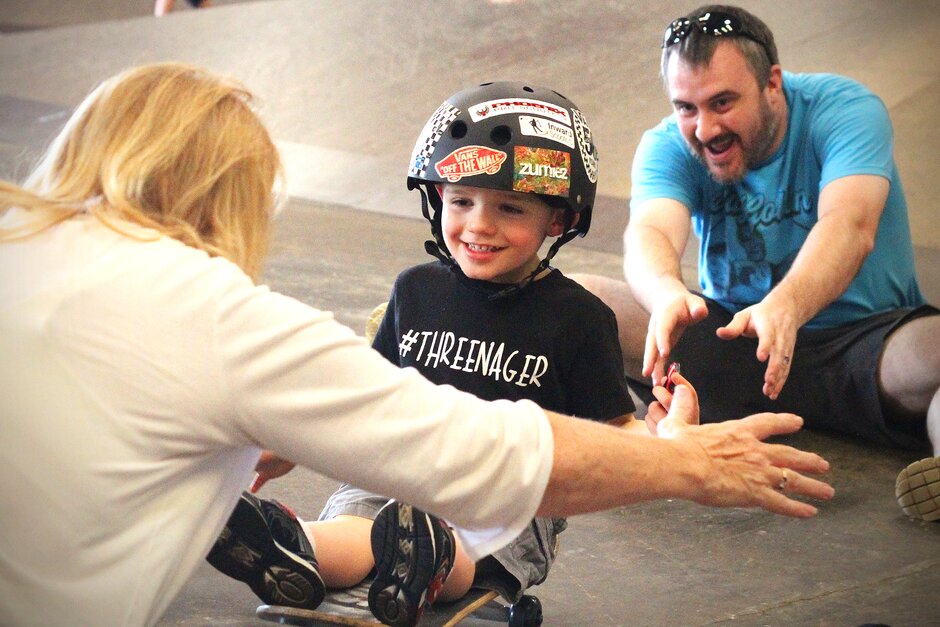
[{"left": 255, "top": 578, "right": 543, "bottom": 626}]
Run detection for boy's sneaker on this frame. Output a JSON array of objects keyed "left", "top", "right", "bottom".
[
  {"left": 896, "top": 456, "right": 940, "bottom": 522},
  {"left": 206, "top": 491, "right": 325, "bottom": 609},
  {"left": 368, "top": 501, "right": 455, "bottom": 626}
]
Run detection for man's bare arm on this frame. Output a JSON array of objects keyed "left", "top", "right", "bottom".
[{"left": 718, "top": 174, "right": 888, "bottom": 398}]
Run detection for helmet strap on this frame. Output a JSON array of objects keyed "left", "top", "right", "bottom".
[
  {"left": 417, "top": 183, "right": 582, "bottom": 301},
  {"left": 485, "top": 225, "right": 581, "bottom": 301},
  {"left": 417, "top": 183, "right": 456, "bottom": 269}
]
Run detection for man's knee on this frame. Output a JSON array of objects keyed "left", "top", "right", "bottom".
[
  {"left": 880, "top": 314, "right": 940, "bottom": 414},
  {"left": 567, "top": 273, "right": 649, "bottom": 361}
]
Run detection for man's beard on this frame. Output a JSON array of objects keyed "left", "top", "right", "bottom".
[{"left": 689, "top": 96, "right": 779, "bottom": 185}]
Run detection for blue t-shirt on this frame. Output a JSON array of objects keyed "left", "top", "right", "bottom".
[{"left": 631, "top": 71, "right": 925, "bottom": 328}]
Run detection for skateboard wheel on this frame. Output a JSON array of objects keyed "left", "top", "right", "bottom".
[{"left": 508, "top": 594, "right": 542, "bottom": 626}]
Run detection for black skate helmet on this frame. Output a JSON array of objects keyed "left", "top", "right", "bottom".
[{"left": 407, "top": 81, "right": 598, "bottom": 295}]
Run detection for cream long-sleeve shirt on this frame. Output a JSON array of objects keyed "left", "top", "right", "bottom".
[{"left": 0, "top": 209, "right": 553, "bottom": 626}]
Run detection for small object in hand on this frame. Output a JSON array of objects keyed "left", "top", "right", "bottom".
[{"left": 665, "top": 362, "right": 681, "bottom": 393}]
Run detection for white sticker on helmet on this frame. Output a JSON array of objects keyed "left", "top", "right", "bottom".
[
  {"left": 518, "top": 115, "right": 575, "bottom": 149},
  {"left": 469, "top": 98, "right": 571, "bottom": 126}
]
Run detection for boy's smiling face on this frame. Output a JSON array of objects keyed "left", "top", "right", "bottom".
[{"left": 439, "top": 184, "right": 567, "bottom": 284}]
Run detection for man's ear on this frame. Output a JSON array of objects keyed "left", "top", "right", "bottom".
[
  {"left": 766, "top": 64, "right": 784, "bottom": 99},
  {"left": 548, "top": 210, "right": 577, "bottom": 237},
  {"left": 435, "top": 184, "right": 444, "bottom": 198}
]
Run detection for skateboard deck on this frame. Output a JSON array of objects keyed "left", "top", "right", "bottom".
[{"left": 255, "top": 579, "right": 512, "bottom": 627}]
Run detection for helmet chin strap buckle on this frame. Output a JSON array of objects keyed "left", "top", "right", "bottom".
[
  {"left": 423, "top": 240, "right": 455, "bottom": 267},
  {"left": 428, "top": 226, "right": 580, "bottom": 302}
]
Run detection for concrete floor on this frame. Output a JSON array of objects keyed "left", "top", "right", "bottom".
[{"left": 1, "top": 1, "right": 938, "bottom": 625}]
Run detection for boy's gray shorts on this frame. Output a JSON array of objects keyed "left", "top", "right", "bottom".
[
  {"left": 319, "top": 484, "right": 565, "bottom": 602},
  {"left": 317, "top": 484, "right": 388, "bottom": 521}
]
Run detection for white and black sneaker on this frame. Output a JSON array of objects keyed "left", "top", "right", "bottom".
[
  {"left": 368, "top": 501, "right": 455, "bottom": 626},
  {"left": 206, "top": 491, "right": 325, "bottom": 609}
]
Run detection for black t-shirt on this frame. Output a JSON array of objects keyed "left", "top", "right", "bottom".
[{"left": 372, "top": 262, "right": 635, "bottom": 422}]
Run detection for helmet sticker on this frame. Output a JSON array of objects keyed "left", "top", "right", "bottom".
[
  {"left": 513, "top": 147, "right": 570, "bottom": 197},
  {"left": 518, "top": 115, "right": 575, "bottom": 149},
  {"left": 434, "top": 146, "right": 508, "bottom": 182},
  {"left": 410, "top": 102, "right": 461, "bottom": 178},
  {"left": 571, "top": 109, "right": 598, "bottom": 184},
  {"left": 469, "top": 98, "right": 572, "bottom": 126}
]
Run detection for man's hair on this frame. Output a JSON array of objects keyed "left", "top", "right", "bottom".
[
  {"left": 0, "top": 62, "right": 284, "bottom": 281},
  {"left": 661, "top": 4, "right": 779, "bottom": 88}
]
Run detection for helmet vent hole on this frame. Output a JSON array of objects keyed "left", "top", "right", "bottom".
[
  {"left": 450, "top": 120, "right": 468, "bottom": 139},
  {"left": 490, "top": 125, "right": 512, "bottom": 146},
  {"left": 522, "top": 85, "right": 534, "bottom": 93}
]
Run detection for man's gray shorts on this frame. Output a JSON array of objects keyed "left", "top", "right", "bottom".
[{"left": 628, "top": 300, "right": 938, "bottom": 451}]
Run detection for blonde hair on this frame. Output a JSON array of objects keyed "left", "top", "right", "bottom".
[{"left": 0, "top": 62, "right": 283, "bottom": 280}]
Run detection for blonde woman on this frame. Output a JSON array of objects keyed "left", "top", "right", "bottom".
[{"left": 0, "top": 63, "right": 832, "bottom": 627}]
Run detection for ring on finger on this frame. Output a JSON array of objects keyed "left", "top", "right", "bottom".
[{"left": 776, "top": 469, "right": 790, "bottom": 492}]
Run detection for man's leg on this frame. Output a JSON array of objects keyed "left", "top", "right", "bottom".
[
  {"left": 567, "top": 273, "right": 649, "bottom": 380},
  {"left": 878, "top": 314, "right": 940, "bottom": 455},
  {"left": 568, "top": 274, "right": 765, "bottom": 422},
  {"left": 878, "top": 313, "right": 940, "bottom": 521}
]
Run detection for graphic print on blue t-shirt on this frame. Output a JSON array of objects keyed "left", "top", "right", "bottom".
[{"left": 703, "top": 185, "right": 807, "bottom": 303}]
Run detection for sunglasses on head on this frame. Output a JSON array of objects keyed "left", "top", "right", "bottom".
[{"left": 662, "top": 10, "right": 770, "bottom": 59}]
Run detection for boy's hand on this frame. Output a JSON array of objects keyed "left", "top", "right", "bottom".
[
  {"left": 250, "top": 451, "right": 296, "bottom": 493},
  {"left": 646, "top": 372, "right": 699, "bottom": 437}
]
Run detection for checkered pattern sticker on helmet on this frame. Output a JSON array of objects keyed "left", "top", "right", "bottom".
[
  {"left": 410, "top": 102, "right": 460, "bottom": 177},
  {"left": 513, "top": 147, "right": 570, "bottom": 197},
  {"left": 572, "top": 109, "right": 598, "bottom": 184}
]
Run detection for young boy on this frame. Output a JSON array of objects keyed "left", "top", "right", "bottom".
[{"left": 206, "top": 81, "right": 689, "bottom": 626}]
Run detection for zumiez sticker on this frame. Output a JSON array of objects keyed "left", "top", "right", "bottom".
[
  {"left": 435, "top": 146, "right": 508, "bottom": 182},
  {"left": 469, "top": 98, "right": 571, "bottom": 126},
  {"left": 513, "top": 147, "right": 570, "bottom": 197},
  {"left": 518, "top": 115, "right": 575, "bottom": 149}
]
